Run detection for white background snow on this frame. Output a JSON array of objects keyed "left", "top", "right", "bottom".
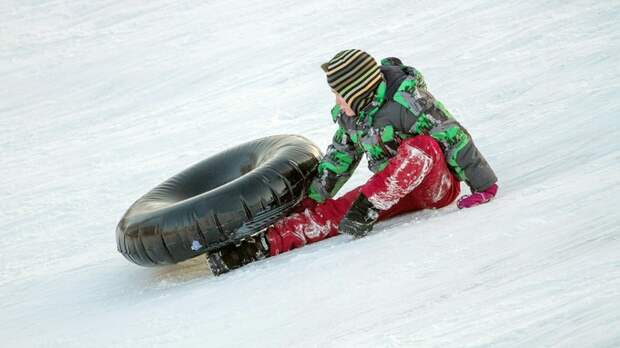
[{"left": 1, "top": 0, "right": 619, "bottom": 347}]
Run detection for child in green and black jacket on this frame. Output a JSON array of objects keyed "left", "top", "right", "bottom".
[
  {"left": 308, "top": 54, "right": 497, "bottom": 206},
  {"left": 210, "top": 50, "right": 499, "bottom": 273}
]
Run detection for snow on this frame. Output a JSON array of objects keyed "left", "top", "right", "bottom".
[{"left": 1, "top": 0, "right": 619, "bottom": 346}]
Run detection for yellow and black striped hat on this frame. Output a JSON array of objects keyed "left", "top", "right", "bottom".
[{"left": 321, "top": 49, "right": 383, "bottom": 114}]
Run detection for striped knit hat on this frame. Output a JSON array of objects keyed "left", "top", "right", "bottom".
[{"left": 321, "top": 49, "right": 383, "bottom": 114}]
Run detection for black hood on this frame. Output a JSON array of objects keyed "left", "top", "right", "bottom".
[{"left": 380, "top": 65, "right": 408, "bottom": 100}]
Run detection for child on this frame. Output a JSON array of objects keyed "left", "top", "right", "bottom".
[{"left": 207, "top": 49, "right": 498, "bottom": 275}]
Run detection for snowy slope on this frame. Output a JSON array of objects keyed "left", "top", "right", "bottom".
[{"left": 1, "top": 0, "right": 619, "bottom": 346}]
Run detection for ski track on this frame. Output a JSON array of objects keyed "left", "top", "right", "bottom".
[{"left": 1, "top": 0, "right": 619, "bottom": 347}]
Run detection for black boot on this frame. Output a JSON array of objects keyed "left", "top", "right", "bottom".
[
  {"left": 339, "top": 193, "right": 380, "bottom": 238},
  {"left": 206, "top": 232, "right": 270, "bottom": 276}
]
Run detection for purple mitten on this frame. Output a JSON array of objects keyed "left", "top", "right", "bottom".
[{"left": 457, "top": 183, "right": 498, "bottom": 209}]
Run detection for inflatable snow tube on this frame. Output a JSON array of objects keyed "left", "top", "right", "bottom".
[{"left": 116, "top": 135, "right": 322, "bottom": 266}]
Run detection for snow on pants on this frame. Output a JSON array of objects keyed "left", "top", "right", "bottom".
[{"left": 266, "top": 135, "right": 461, "bottom": 256}]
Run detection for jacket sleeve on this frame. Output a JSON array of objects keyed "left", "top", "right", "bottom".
[
  {"left": 426, "top": 107, "right": 498, "bottom": 192},
  {"left": 307, "top": 122, "right": 363, "bottom": 203},
  {"left": 395, "top": 72, "right": 497, "bottom": 192}
]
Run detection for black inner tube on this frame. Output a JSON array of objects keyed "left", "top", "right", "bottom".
[{"left": 116, "top": 135, "right": 322, "bottom": 266}]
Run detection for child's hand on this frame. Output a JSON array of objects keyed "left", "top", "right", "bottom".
[{"left": 457, "top": 183, "right": 498, "bottom": 209}]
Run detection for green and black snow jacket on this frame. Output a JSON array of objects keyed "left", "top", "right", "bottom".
[{"left": 308, "top": 59, "right": 498, "bottom": 203}]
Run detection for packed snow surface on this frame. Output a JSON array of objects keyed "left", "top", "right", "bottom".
[{"left": 1, "top": 0, "right": 619, "bottom": 347}]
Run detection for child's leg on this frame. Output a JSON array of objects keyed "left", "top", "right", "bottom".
[
  {"left": 376, "top": 135, "right": 461, "bottom": 220},
  {"left": 266, "top": 135, "right": 460, "bottom": 255}
]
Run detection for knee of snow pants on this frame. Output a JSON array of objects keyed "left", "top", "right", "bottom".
[{"left": 266, "top": 135, "right": 460, "bottom": 256}]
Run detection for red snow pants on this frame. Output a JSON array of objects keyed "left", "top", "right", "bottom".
[{"left": 266, "top": 135, "right": 461, "bottom": 256}]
